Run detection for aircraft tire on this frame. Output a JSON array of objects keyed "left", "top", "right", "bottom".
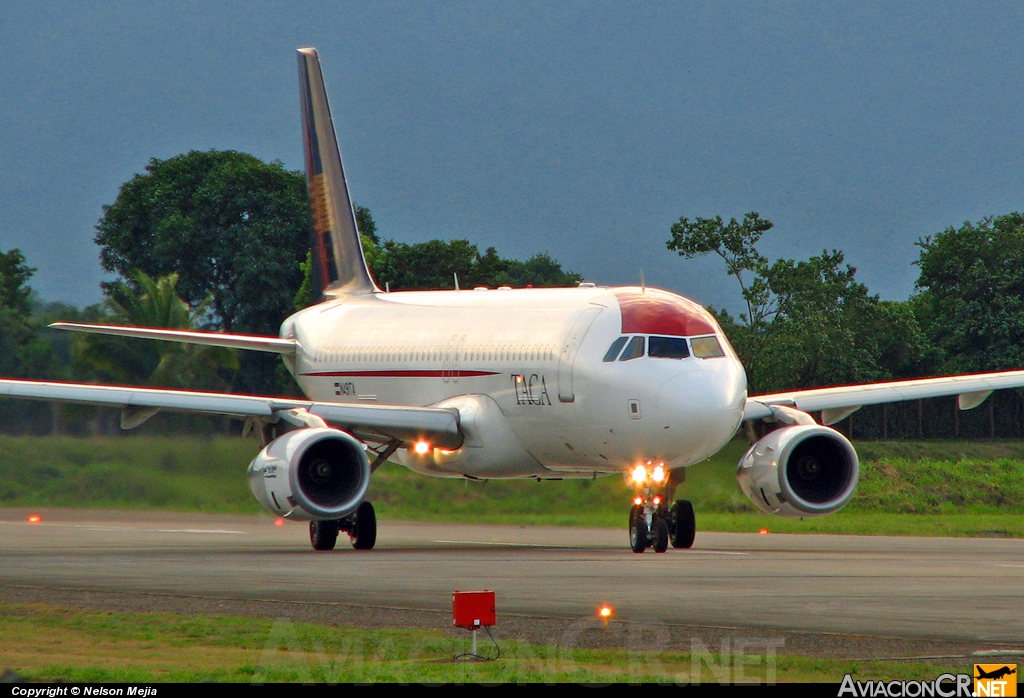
[
  {"left": 350, "top": 501, "right": 377, "bottom": 550},
  {"left": 310, "top": 519, "right": 339, "bottom": 551},
  {"left": 670, "top": 500, "right": 696, "bottom": 549},
  {"left": 629, "top": 506, "right": 648, "bottom": 553},
  {"left": 653, "top": 520, "right": 669, "bottom": 553}
]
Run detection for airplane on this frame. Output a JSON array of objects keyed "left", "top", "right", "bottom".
[
  {"left": 975, "top": 666, "right": 1017, "bottom": 681},
  {"left": 5, "top": 47, "right": 1024, "bottom": 553}
]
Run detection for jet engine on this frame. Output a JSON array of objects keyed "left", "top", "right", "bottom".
[
  {"left": 247, "top": 427, "right": 371, "bottom": 521},
  {"left": 736, "top": 424, "right": 858, "bottom": 517}
]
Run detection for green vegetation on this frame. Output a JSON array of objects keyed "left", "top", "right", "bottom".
[
  {"left": 667, "top": 211, "right": 931, "bottom": 395},
  {"left": 2, "top": 436, "right": 1023, "bottom": 537},
  {"left": 0, "top": 602, "right": 974, "bottom": 683}
]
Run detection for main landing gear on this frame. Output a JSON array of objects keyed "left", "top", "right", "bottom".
[
  {"left": 309, "top": 500, "right": 377, "bottom": 551},
  {"left": 627, "top": 464, "right": 695, "bottom": 554}
]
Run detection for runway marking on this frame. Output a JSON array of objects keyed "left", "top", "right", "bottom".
[
  {"left": 996, "top": 563, "right": 1024, "bottom": 568},
  {"left": 0, "top": 521, "right": 244, "bottom": 535},
  {"left": 434, "top": 540, "right": 572, "bottom": 548},
  {"left": 433, "top": 540, "right": 749, "bottom": 554},
  {"left": 157, "top": 529, "right": 245, "bottom": 535}
]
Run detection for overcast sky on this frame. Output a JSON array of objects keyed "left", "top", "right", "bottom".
[{"left": 2, "top": 1, "right": 1022, "bottom": 316}]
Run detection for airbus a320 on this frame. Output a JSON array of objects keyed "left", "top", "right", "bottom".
[{"left": 5, "top": 48, "right": 1024, "bottom": 553}]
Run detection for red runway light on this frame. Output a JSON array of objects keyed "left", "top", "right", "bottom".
[
  {"left": 598, "top": 604, "right": 613, "bottom": 620},
  {"left": 274, "top": 518, "right": 285, "bottom": 527},
  {"left": 27, "top": 514, "right": 41, "bottom": 524},
  {"left": 758, "top": 527, "right": 769, "bottom": 535}
]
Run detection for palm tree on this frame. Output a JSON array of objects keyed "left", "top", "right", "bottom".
[{"left": 75, "top": 271, "right": 238, "bottom": 389}]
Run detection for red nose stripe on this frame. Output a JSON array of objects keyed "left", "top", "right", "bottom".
[{"left": 616, "top": 290, "right": 716, "bottom": 337}]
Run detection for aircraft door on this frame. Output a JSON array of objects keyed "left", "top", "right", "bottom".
[{"left": 557, "top": 307, "right": 602, "bottom": 403}]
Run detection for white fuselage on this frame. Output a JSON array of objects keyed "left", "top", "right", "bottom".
[{"left": 280, "top": 285, "right": 748, "bottom": 479}]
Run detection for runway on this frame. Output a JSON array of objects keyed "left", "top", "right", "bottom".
[{"left": 2, "top": 508, "right": 1023, "bottom": 653}]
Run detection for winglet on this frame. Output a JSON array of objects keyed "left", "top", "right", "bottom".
[{"left": 297, "top": 48, "right": 378, "bottom": 298}]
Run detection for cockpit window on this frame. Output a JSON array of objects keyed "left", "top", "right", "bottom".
[
  {"left": 619, "top": 336, "right": 645, "bottom": 361},
  {"left": 603, "top": 336, "right": 628, "bottom": 362},
  {"left": 691, "top": 335, "right": 726, "bottom": 358},
  {"left": 648, "top": 336, "right": 690, "bottom": 359}
]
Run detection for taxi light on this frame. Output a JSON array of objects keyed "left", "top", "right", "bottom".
[
  {"left": 652, "top": 465, "right": 666, "bottom": 483},
  {"left": 414, "top": 440, "right": 431, "bottom": 455},
  {"left": 631, "top": 465, "right": 647, "bottom": 483},
  {"left": 633, "top": 496, "right": 643, "bottom": 506}
]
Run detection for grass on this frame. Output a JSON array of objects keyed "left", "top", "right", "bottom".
[
  {"left": 0, "top": 602, "right": 979, "bottom": 684},
  {"left": 1, "top": 435, "right": 1023, "bottom": 536}
]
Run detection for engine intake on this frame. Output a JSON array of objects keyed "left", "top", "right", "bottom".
[
  {"left": 247, "top": 427, "right": 371, "bottom": 521},
  {"left": 737, "top": 424, "right": 858, "bottom": 517}
]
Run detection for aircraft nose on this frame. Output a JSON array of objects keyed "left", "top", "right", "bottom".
[{"left": 656, "top": 362, "right": 746, "bottom": 452}]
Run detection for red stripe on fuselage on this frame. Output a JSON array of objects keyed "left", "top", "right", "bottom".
[{"left": 300, "top": 370, "right": 502, "bottom": 378}]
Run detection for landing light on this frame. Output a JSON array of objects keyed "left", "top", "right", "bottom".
[
  {"left": 631, "top": 465, "right": 647, "bottom": 483},
  {"left": 414, "top": 440, "right": 431, "bottom": 455},
  {"left": 652, "top": 465, "right": 666, "bottom": 483}
]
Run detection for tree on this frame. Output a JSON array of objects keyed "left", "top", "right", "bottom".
[
  {"left": 914, "top": 212, "right": 1024, "bottom": 373},
  {"left": 295, "top": 205, "right": 582, "bottom": 305},
  {"left": 667, "top": 213, "right": 931, "bottom": 393},
  {"left": 0, "top": 250, "right": 57, "bottom": 380},
  {"left": 74, "top": 271, "right": 238, "bottom": 388},
  {"left": 370, "top": 239, "right": 582, "bottom": 291},
  {"left": 95, "top": 150, "right": 309, "bottom": 393}
]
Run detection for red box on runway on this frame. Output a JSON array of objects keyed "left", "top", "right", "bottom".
[{"left": 452, "top": 590, "right": 496, "bottom": 628}]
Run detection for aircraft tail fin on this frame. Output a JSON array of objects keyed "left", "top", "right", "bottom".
[{"left": 297, "top": 48, "right": 378, "bottom": 298}]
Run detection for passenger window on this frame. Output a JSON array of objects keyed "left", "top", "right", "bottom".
[
  {"left": 619, "top": 336, "right": 645, "bottom": 361},
  {"left": 649, "top": 336, "right": 690, "bottom": 359},
  {"left": 691, "top": 336, "right": 726, "bottom": 358},
  {"left": 603, "top": 337, "right": 628, "bottom": 362}
]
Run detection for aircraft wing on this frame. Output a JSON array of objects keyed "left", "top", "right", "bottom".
[
  {"left": 744, "top": 369, "right": 1024, "bottom": 424},
  {"left": 49, "top": 323, "right": 297, "bottom": 355},
  {"left": 0, "top": 378, "right": 462, "bottom": 448}
]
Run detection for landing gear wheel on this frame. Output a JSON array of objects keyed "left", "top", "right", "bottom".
[
  {"left": 349, "top": 501, "right": 377, "bottom": 550},
  {"left": 310, "top": 519, "right": 339, "bottom": 551},
  {"left": 670, "top": 500, "right": 695, "bottom": 549},
  {"left": 652, "top": 520, "right": 669, "bottom": 553},
  {"left": 629, "top": 505, "right": 649, "bottom": 553}
]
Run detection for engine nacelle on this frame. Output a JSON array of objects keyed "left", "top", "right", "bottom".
[
  {"left": 247, "top": 427, "right": 371, "bottom": 521},
  {"left": 737, "top": 424, "right": 858, "bottom": 518}
]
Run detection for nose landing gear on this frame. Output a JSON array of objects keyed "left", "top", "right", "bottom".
[{"left": 627, "top": 464, "right": 695, "bottom": 553}]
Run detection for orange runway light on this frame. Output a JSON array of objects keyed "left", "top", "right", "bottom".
[
  {"left": 274, "top": 518, "right": 285, "bottom": 527},
  {"left": 414, "top": 440, "right": 431, "bottom": 455},
  {"left": 598, "top": 605, "right": 614, "bottom": 624},
  {"left": 758, "top": 528, "right": 769, "bottom": 535},
  {"left": 27, "top": 514, "right": 41, "bottom": 524}
]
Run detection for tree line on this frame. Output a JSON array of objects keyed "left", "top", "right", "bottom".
[{"left": 2, "top": 148, "right": 1023, "bottom": 438}]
